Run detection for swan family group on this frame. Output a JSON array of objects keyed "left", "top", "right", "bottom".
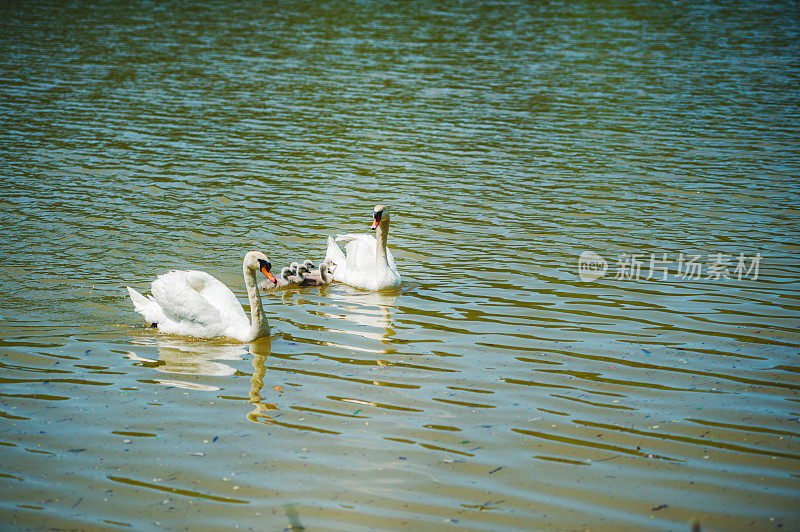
[{"left": 127, "top": 205, "right": 401, "bottom": 343}]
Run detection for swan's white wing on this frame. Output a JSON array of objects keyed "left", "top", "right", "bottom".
[
  {"left": 335, "top": 233, "right": 366, "bottom": 243},
  {"left": 326, "top": 236, "right": 350, "bottom": 284},
  {"left": 183, "top": 270, "right": 252, "bottom": 340},
  {"left": 183, "top": 270, "right": 248, "bottom": 326},
  {"left": 335, "top": 233, "right": 396, "bottom": 270},
  {"left": 344, "top": 234, "right": 378, "bottom": 274},
  {"left": 386, "top": 247, "right": 397, "bottom": 271},
  {"left": 325, "top": 236, "right": 346, "bottom": 265},
  {"left": 149, "top": 271, "right": 227, "bottom": 338}
]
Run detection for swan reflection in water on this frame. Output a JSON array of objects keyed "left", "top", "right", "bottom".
[
  {"left": 315, "top": 284, "right": 399, "bottom": 351},
  {"left": 246, "top": 339, "right": 279, "bottom": 423},
  {"left": 246, "top": 340, "right": 342, "bottom": 435},
  {"left": 126, "top": 337, "right": 255, "bottom": 390},
  {"left": 127, "top": 335, "right": 276, "bottom": 422},
  {"left": 245, "top": 288, "right": 402, "bottom": 427}
]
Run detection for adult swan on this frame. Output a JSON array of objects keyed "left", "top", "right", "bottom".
[
  {"left": 325, "top": 205, "right": 402, "bottom": 291},
  {"left": 126, "top": 251, "right": 277, "bottom": 342}
]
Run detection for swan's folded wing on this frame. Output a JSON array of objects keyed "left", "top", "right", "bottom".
[
  {"left": 325, "top": 236, "right": 346, "bottom": 264},
  {"left": 338, "top": 234, "right": 396, "bottom": 270},
  {"left": 334, "top": 233, "right": 365, "bottom": 243},
  {"left": 183, "top": 270, "right": 248, "bottom": 325},
  {"left": 343, "top": 234, "right": 377, "bottom": 273},
  {"left": 151, "top": 271, "right": 223, "bottom": 331}
]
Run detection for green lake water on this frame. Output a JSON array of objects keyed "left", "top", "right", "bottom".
[{"left": 1, "top": 1, "right": 799, "bottom": 530}]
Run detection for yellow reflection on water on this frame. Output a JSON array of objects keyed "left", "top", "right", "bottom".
[{"left": 247, "top": 338, "right": 279, "bottom": 423}]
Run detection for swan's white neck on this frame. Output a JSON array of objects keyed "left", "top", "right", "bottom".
[
  {"left": 243, "top": 265, "right": 270, "bottom": 341},
  {"left": 375, "top": 217, "right": 390, "bottom": 270}
]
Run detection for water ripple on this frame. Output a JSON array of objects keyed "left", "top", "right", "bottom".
[{"left": 1, "top": 0, "right": 799, "bottom": 530}]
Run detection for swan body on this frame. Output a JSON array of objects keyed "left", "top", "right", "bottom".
[
  {"left": 127, "top": 251, "right": 276, "bottom": 342},
  {"left": 324, "top": 205, "right": 401, "bottom": 291}
]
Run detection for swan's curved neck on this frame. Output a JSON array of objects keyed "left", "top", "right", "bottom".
[
  {"left": 375, "top": 217, "right": 390, "bottom": 268},
  {"left": 243, "top": 265, "right": 270, "bottom": 341}
]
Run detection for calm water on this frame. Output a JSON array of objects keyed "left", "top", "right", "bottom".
[{"left": 2, "top": 1, "right": 800, "bottom": 530}]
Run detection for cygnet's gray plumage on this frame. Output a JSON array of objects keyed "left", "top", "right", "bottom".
[
  {"left": 258, "top": 266, "right": 295, "bottom": 291},
  {"left": 296, "top": 259, "right": 335, "bottom": 286}
]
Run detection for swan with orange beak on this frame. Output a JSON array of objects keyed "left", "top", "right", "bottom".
[
  {"left": 325, "top": 204, "right": 401, "bottom": 291},
  {"left": 127, "top": 251, "right": 277, "bottom": 341}
]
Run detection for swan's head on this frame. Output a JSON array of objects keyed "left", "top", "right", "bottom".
[
  {"left": 244, "top": 251, "right": 277, "bottom": 283},
  {"left": 302, "top": 259, "right": 315, "bottom": 270},
  {"left": 279, "top": 266, "right": 293, "bottom": 280},
  {"left": 372, "top": 205, "right": 389, "bottom": 229},
  {"left": 289, "top": 261, "right": 301, "bottom": 274}
]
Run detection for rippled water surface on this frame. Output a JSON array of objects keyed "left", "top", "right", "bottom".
[{"left": 2, "top": 1, "right": 800, "bottom": 530}]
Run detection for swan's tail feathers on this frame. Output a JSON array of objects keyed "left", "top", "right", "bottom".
[{"left": 127, "top": 287, "right": 163, "bottom": 325}]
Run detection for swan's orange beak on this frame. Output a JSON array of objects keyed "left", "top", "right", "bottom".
[
  {"left": 371, "top": 219, "right": 379, "bottom": 229},
  {"left": 261, "top": 266, "right": 277, "bottom": 283}
]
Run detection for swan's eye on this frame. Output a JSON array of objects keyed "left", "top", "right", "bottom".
[{"left": 257, "top": 259, "right": 272, "bottom": 272}]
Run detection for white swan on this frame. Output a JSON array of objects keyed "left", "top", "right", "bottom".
[
  {"left": 126, "top": 251, "right": 277, "bottom": 342},
  {"left": 325, "top": 205, "right": 401, "bottom": 291}
]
